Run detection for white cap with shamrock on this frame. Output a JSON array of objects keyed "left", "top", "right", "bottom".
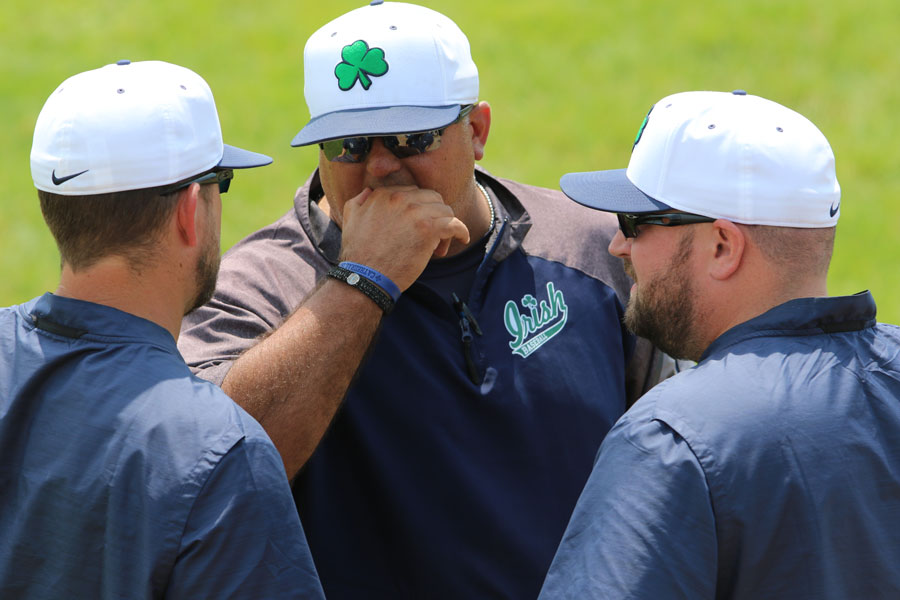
[{"left": 291, "top": 1, "right": 479, "bottom": 146}]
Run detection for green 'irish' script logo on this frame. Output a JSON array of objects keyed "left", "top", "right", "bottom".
[
  {"left": 335, "top": 40, "right": 389, "bottom": 91},
  {"left": 504, "top": 282, "right": 568, "bottom": 358}
]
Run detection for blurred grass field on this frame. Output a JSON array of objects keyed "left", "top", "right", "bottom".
[{"left": 2, "top": 0, "right": 898, "bottom": 323}]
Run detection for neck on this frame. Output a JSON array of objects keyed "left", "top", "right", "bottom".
[
  {"left": 56, "top": 257, "right": 189, "bottom": 340},
  {"left": 702, "top": 274, "right": 829, "bottom": 354},
  {"left": 475, "top": 178, "right": 495, "bottom": 234},
  {"left": 445, "top": 178, "right": 494, "bottom": 257}
]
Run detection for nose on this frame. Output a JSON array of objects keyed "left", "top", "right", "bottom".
[
  {"left": 607, "top": 228, "right": 632, "bottom": 259},
  {"left": 365, "top": 137, "right": 403, "bottom": 178}
]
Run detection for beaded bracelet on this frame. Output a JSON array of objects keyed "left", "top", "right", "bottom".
[{"left": 326, "top": 265, "right": 395, "bottom": 314}]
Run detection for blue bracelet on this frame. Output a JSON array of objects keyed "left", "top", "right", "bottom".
[{"left": 338, "top": 261, "right": 402, "bottom": 302}]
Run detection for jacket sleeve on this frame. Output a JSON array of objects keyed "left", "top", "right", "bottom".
[{"left": 164, "top": 432, "right": 325, "bottom": 599}]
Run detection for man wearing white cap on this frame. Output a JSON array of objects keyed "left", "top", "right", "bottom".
[
  {"left": 178, "top": 2, "right": 674, "bottom": 597},
  {"left": 0, "top": 60, "right": 325, "bottom": 598},
  {"left": 538, "top": 90, "right": 900, "bottom": 598}
]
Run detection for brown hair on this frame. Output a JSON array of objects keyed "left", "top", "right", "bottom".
[
  {"left": 38, "top": 186, "right": 181, "bottom": 273},
  {"left": 741, "top": 224, "right": 836, "bottom": 278}
]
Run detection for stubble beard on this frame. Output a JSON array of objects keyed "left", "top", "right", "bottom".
[
  {"left": 623, "top": 234, "right": 704, "bottom": 361},
  {"left": 186, "top": 233, "right": 221, "bottom": 315}
]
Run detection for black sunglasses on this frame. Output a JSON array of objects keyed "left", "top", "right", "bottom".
[
  {"left": 617, "top": 212, "right": 716, "bottom": 238},
  {"left": 319, "top": 104, "right": 474, "bottom": 163},
  {"left": 160, "top": 169, "right": 233, "bottom": 196}
]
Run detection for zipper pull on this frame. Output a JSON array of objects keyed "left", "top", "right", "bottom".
[
  {"left": 452, "top": 293, "right": 482, "bottom": 335},
  {"left": 452, "top": 293, "right": 483, "bottom": 385}
]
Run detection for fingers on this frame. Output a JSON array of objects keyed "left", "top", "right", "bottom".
[
  {"left": 433, "top": 238, "right": 451, "bottom": 258},
  {"left": 338, "top": 186, "right": 471, "bottom": 291},
  {"left": 431, "top": 215, "right": 469, "bottom": 258},
  {"left": 340, "top": 187, "right": 374, "bottom": 219},
  {"left": 445, "top": 216, "right": 470, "bottom": 245}
]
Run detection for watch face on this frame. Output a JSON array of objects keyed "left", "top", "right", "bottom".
[{"left": 347, "top": 273, "right": 360, "bottom": 285}]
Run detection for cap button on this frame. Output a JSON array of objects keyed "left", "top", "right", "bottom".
[
  {"left": 117, "top": 59, "right": 131, "bottom": 66},
  {"left": 732, "top": 89, "right": 747, "bottom": 95},
  {"left": 370, "top": 0, "right": 384, "bottom": 4}
]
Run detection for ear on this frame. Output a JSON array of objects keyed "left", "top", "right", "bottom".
[
  {"left": 468, "top": 101, "right": 492, "bottom": 161},
  {"left": 174, "top": 184, "right": 202, "bottom": 248},
  {"left": 706, "top": 219, "right": 746, "bottom": 281}
]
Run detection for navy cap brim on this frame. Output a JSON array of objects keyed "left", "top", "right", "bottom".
[
  {"left": 560, "top": 169, "right": 672, "bottom": 214},
  {"left": 291, "top": 105, "right": 463, "bottom": 146},
  {"left": 219, "top": 143, "right": 273, "bottom": 169}
]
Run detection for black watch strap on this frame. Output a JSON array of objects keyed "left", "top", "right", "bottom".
[{"left": 327, "top": 265, "right": 395, "bottom": 314}]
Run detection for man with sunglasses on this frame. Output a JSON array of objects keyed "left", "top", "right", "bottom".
[
  {"left": 179, "top": 3, "right": 673, "bottom": 597},
  {"left": 0, "top": 61, "right": 325, "bottom": 598},
  {"left": 539, "top": 91, "right": 900, "bottom": 598}
]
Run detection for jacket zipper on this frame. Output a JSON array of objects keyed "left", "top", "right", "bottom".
[{"left": 453, "top": 292, "right": 483, "bottom": 385}]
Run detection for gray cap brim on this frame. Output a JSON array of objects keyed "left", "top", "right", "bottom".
[
  {"left": 219, "top": 143, "right": 273, "bottom": 169},
  {"left": 560, "top": 169, "right": 672, "bottom": 214},
  {"left": 291, "top": 105, "right": 463, "bottom": 146}
]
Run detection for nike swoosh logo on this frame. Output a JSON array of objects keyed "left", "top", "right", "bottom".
[
  {"left": 51, "top": 169, "right": 89, "bottom": 186},
  {"left": 829, "top": 201, "right": 840, "bottom": 217}
]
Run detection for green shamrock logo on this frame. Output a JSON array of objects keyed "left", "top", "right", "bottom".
[
  {"left": 334, "top": 40, "right": 389, "bottom": 91},
  {"left": 633, "top": 106, "right": 654, "bottom": 149}
]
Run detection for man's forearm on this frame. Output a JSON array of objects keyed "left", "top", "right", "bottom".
[
  {"left": 219, "top": 185, "right": 469, "bottom": 478},
  {"left": 221, "top": 278, "right": 383, "bottom": 479}
]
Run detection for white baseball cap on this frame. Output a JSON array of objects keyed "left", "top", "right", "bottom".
[
  {"left": 560, "top": 90, "right": 841, "bottom": 227},
  {"left": 31, "top": 60, "right": 272, "bottom": 195},
  {"left": 291, "top": 0, "right": 479, "bottom": 146}
]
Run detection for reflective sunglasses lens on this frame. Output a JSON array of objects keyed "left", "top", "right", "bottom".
[
  {"left": 321, "top": 137, "right": 371, "bottom": 163},
  {"left": 216, "top": 169, "right": 233, "bottom": 194},
  {"left": 384, "top": 131, "right": 442, "bottom": 158},
  {"left": 617, "top": 214, "right": 638, "bottom": 238},
  {"left": 321, "top": 130, "right": 444, "bottom": 162}
]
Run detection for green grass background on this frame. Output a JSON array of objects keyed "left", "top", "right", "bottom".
[{"left": 2, "top": 0, "right": 898, "bottom": 323}]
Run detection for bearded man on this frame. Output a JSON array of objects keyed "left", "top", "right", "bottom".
[
  {"left": 0, "top": 60, "right": 325, "bottom": 599},
  {"left": 539, "top": 90, "right": 900, "bottom": 599}
]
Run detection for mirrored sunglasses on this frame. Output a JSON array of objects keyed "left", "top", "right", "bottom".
[
  {"left": 617, "top": 212, "right": 716, "bottom": 238},
  {"left": 319, "top": 104, "right": 474, "bottom": 163}
]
